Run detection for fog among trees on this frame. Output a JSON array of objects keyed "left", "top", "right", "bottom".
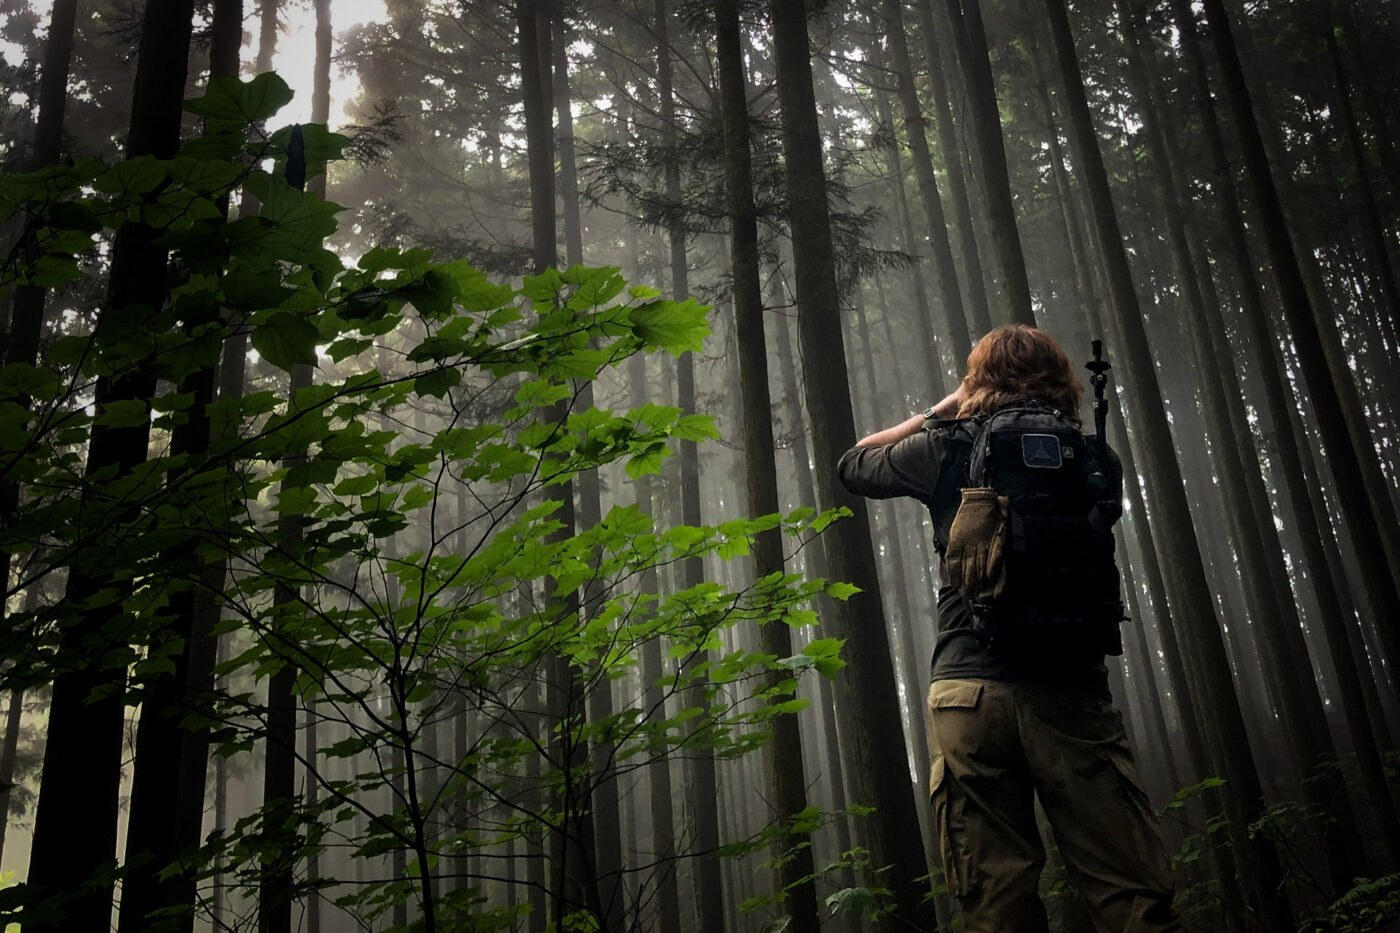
[{"left": 0, "top": 0, "right": 1397, "bottom": 930}]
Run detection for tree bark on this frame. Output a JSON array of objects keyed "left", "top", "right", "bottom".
[
  {"left": 934, "top": 0, "right": 1034, "bottom": 324},
  {"left": 1038, "top": 0, "right": 1291, "bottom": 924},
  {"left": 882, "top": 0, "right": 972, "bottom": 366},
  {"left": 653, "top": 1, "right": 725, "bottom": 924},
  {"left": 767, "top": 0, "right": 934, "bottom": 924},
  {"left": 872, "top": 84, "right": 952, "bottom": 398},
  {"left": 27, "top": 3, "right": 196, "bottom": 930},
  {"left": 1115, "top": 0, "right": 1369, "bottom": 889},
  {"left": 913, "top": 0, "right": 993, "bottom": 338},
  {"left": 1199, "top": 0, "right": 1400, "bottom": 671}
]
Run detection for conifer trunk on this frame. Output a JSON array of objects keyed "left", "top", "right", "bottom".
[
  {"left": 882, "top": 0, "right": 971, "bottom": 365},
  {"left": 872, "top": 85, "right": 947, "bottom": 397},
  {"left": 934, "top": 0, "right": 1034, "bottom": 323},
  {"left": 1115, "top": 0, "right": 1368, "bottom": 889},
  {"left": 27, "top": 3, "right": 196, "bottom": 929},
  {"left": 1199, "top": 0, "right": 1400, "bottom": 667},
  {"left": 1038, "top": 0, "right": 1291, "bottom": 924},
  {"left": 653, "top": 4, "right": 725, "bottom": 924},
  {"left": 913, "top": 0, "right": 992, "bottom": 337},
  {"left": 767, "top": 0, "right": 934, "bottom": 924}
]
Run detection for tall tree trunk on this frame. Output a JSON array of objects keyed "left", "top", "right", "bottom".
[
  {"left": 1199, "top": 0, "right": 1400, "bottom": 670},
  {"left": 1115, "top": 0, "right": 1369, "bottom": 889},
  {"left": 933, "top": 0, "right": 1034, "bottom": 323},
  {"left": 119, "top": 5, "right": 246, "bottom": 930},
  {"left": 767, "top": 0, "right": 934, "bottom": 924},
  {"left": 717, "top": 10, "right": 820, "bottom": 926},
  {"left": 0, "top": 684, "right": 24, "bottom": 868},
  {"left": 873, "top": 83, "right": 952, "bottom": 397},
  {"left": 26, "top": 3, "right": 196, "bottom": 930},
  {"left": 551, "top": 16, "right": 625, "bottom": 929},
  {"left": 913, "top": 0, "right": 992, "bottom": 338},
  {"left": 0, "top": 0, "right": 78, "bottom": 637},
  {"left": 1038, "top": 0, "right": 1292, "bottom": 925},
  {"left": 881, "top": 0, "right": 971, "bottom": 366},
  {"left": 625, "top": 352, "right": 683, "bottom": 928},
  {"left": 652, "top": 3, "right": 724, "bottom": 926}
]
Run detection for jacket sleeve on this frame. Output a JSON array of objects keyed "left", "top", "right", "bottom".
[{"left": 837, "top": 426, "right": 946, "bottom": 504}]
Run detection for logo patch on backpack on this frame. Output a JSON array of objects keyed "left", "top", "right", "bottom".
[{"left": 1021, "top": 433, "right": 1063, "bottom": 469}]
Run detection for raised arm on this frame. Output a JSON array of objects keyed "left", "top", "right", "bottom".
[{"left": 853, "top": 383, "right": 966, "bottom": 447}]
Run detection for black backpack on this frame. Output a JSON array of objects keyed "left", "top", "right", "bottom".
[{"left": 940, "top": 403, "right": 1125, "bottom": 660}]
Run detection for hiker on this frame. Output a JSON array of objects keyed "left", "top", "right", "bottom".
[{"left": 837, "top": 325, "right": 1180, "bottom": 933}]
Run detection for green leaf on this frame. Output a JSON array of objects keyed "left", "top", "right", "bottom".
[
  {"left": 326, "top": 337, "right": 374, "bottom": 362},
  {"left": 628, "top": 299, "right": 710, "bottom": 354},
  {"left": 94, "top": 399, "right": 150, "bottom": 428},
  {"left": 223, "top": 267, "right": 293, "bottom": 312},
  {"left": 251, "top": 311, "right": 320, "bottom": 373},
  {"left": 826, "top": 887, "right": 877, "bottom": 918},
  {"left": 185, "top": 72, "right": 294, "bottom": 124},
  {"left": 802, "top": 638, "right": 846, "bottom": 678},
  {"left": 415, "top": 368, "right": 461, "bottom": 399},
  {"left": 624, "top": 442, "right": 670, "bottom": 480},
  {"left": 333, "top": 474, "right": 378, "bottom": 497},
  {"left": 93, "top": 155, "right": 165, "bottom": 196},
  {"left": 405, "top": 269, "right": 459, "bottom": 320},
  {"left": 825, "top": 582, "right": 860, "bottom": 601},
  {"left": 0, "top": 363, "right": 61, "bottom": 401}
]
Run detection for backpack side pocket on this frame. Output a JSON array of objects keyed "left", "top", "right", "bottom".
[{"left": 943, "top": 486, "right": 1009, "bottom": 605}]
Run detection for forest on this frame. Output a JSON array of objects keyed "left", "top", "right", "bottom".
[{"left": 0, "top": 0, "right": 1397, "bottom": 930}]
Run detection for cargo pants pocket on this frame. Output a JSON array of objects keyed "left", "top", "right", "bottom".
[{"left": 927, "top": 680, "right": 984, "bottom": 898}]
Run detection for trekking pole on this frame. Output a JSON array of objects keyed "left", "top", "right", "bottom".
[{"left": 1086, "top": 339, "right": 1110, "bottom": 442}]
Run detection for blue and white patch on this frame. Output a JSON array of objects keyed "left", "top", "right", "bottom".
[{"left": 1021, "top": 433, "right": 1063, "bottom": 468}]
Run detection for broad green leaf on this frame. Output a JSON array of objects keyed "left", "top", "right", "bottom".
[
  {"left": 185, "top": 72, "right": 294, "bottom": 124},
  {"left": 94, "top": 399, "right": 150, "bottom": 428},
  {"left": 223, "top": 267, "right": 294, "bottom": 312},
  {"left": 0, "top": 363, "right": 61, "bottom": 401},
  {"left": 251, "top": 311, "right": 320, "bottom": 373},
  {"left": 93, "top": 155, "right": 165, "bottom": 196},
  {"left": 414, "top": 367, "right": 461, "bottom": 399},
  {"left": 825, "top": 582, "right": 860, "bottom": 600},
  {"left": 624, "top": 442, "right": 670, "bottom": 480},
  {"left": 628, "top": 298, "right": 710, "bottom": 354}
]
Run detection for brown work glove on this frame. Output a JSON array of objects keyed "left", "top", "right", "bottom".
[{"left": 944, "top": 487, "right": 1009, "bottom": 604}]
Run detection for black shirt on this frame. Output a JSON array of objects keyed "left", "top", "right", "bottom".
[{"left": 837, "top": 409, "right": 1113, "bottom": 694}]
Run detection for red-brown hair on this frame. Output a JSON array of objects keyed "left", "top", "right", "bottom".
[{"left": 956, "top": 325, "right": 1084, "bottom": 426}]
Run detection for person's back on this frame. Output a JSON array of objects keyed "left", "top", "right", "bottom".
[{"left": 838, "top": 325, "right": 1181, "bottom": 933}]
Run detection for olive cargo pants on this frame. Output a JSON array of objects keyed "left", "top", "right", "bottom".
[{"left": 925, "top": 679, "right": 1180, "bottom": 933}]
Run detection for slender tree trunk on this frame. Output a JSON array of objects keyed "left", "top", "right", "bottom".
[
  {"left": 716, "top": 10, "right": 821, "bottom": 925},
  {"left": 767, "top": 0, "right": 934, "bottom": 924},
  {"left": 0, "top": 685, "right": 23, "bottom": 868},
  {"left": 1199, "top": 0, "right": 1400, "bottom": 670},
  {"left": 1038, "top": 0, "right": 1291, "bottom": 924},
  {"left": 653, "top": 4, "right": 726, "bottom": 924},
  {"left": 882, "top": 0, "right": 971, "bottom": 366},
  {"left": 873, "top": 84, "right": 951, "bottom": 398},
  {"left": 934, "top": 0, "right": 1034, "bottom": 323},
  {"left": 913, "top": 0, "right": 992, "bottom": 338},
  {"left": 27, "top": 3, "right": 196, "bottom": 930},
  {"left": 119, "top": 5, "right": 246, "bottom": 930},
  {"left": 1115, "top": 0, "right": 1369, "bottom": 889},
  {"left": 0, "top": 0, "right": 78, "bottom": 629},
  {"left": 551, "top": 16, "right": 626, "bottom": 929}
]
